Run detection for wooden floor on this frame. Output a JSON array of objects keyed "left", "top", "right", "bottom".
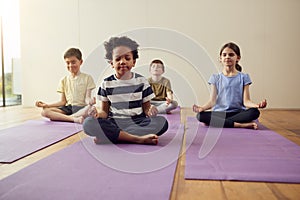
[{"left": 1, "top": 106, "right": 300, "bottom": 200}]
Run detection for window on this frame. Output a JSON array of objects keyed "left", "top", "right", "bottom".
[{"left": 0, "top": 0, "right": 21, "bottom": 106}]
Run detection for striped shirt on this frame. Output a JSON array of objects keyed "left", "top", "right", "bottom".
[{"left": 98, "top": 72, "right": 155, "bottom": 118}]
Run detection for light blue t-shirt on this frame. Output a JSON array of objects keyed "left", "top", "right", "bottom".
[{"left": 208, "top": 72, "right": 252, "bottom": 112}]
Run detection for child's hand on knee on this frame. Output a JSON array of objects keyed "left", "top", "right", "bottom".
[
  {"left": 148, "top": 105, "right": 158, "bottom": 117},
  {"left": 258, "top": 99, "right": 267, "bottom": 108},
  {"left": 35, "top": 101, "right": 48, "bottom": 108},
  {"left": 88, "top": 106, "right": 98, "bottom": 118},
  {"left": 192, "top": 104, "right": 204, "bottom": 113},
  {"left": 165, "top": 97, "right": 172, "bottom": 105}
]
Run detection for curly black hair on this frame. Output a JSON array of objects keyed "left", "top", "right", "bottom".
[{"left": 104, "top": 36, "right": 139, "bottom": 61}]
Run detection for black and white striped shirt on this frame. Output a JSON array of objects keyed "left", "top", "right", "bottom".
[{"left": 98, "top": 72, "right": 155, "bottom": 118}]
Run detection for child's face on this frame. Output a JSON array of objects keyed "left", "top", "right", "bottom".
[
  {"left": 220, "top": 47, "right": 240, "bottom": 68},
  {"left": 65, "top": 56, "right": 82, "bottom": 75},
  {"left": 150, "top": 63, "right": 164, "bottom": 76},
  {"left": 111, "top": 46, "right": 136, "bottom": 78}
]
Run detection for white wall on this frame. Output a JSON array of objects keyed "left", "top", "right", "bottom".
[{"left": 20, "top": 0, "right": 300, "bottom": 108}]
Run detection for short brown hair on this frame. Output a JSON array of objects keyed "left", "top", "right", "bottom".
[
  {"left": 150, "top": 59, "right": 165, "bottom": 71},
  {"left": 64, "top": 48, "right": 82, "bottom": 60}
]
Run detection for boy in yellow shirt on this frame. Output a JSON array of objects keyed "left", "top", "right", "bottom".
[{"left": 36, "top": 48, "right": 96, "bottom": 123}]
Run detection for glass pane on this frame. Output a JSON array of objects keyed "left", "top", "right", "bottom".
[
  {"left": 5, "top": 58, "right": 22, "bottom": 106},
  {"left": 0, "top": 17, "right": 3, "bottom": 107},
  {"left": 0, "top": 74, "right": 3, "bottom": 107},
  {"left": 5, "top": 71, "right": 22, "bottom": 106},
  {"left": 0, "top": 0, "right": 21, "bottom": 107}
]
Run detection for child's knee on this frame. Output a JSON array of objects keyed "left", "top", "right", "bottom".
[
  {"left": 249, "top": 108, "right": 260, "bottom": 119},
  {"left": 161, "top": 119, "right": 169, "bottom": 133},
  {"left": 41, "top": 109, "right": 50, "bottom": 117},
  {"left": 196, "top": 112, "right": 201, "bottom": 121},
  {"left": 156, "top": 116, "right": 169, "bottom": 136},
  {"left": 172, "top": 100, "right": 178, "bottom": 108},
  {"left": 41, "top": 110, "right": 46, "bottom": 117},
  {"left": 83, "top": 117, "right": 98, "bottom": 136}
]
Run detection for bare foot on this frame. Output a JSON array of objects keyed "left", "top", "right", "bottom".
[
  {"left": 234, "top": 122, "right": 258, "bottom": 130},
  {"left": 94, "top": 137, "right": 101, "bottom": 144},
  {"left": 136, "top": 134, "right": 159, "bottom": 145},
  {"left": 73, "top": 116, "right": 84, "bottom": 124}
]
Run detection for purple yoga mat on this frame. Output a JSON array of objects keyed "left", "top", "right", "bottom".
[
  {"left": 0, "top": 113, "right": 184, "bottom": 200},
  {"left": 184, "top": 117, "right": 300, "bottom": 183},
  {"left": 0, "top": 120, "right": 82, "bottom": 163},
  {"left": 159, "top": 106, "right": 181, "bottom": 121}
]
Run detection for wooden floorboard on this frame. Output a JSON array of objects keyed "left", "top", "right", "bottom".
[{"left": 1, "top": 107, "right": 300, "bottom": 199}]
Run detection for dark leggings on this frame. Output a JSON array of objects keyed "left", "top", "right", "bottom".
[
  {"left": 196, "top": 108, "right": 260, "bottom": 128},
  {"left": 83, "top": 115, "right": 169, "bottom": 143}
]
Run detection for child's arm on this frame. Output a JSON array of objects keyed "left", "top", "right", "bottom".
[
  {"left": 165, "top": 79, "right": 174, "bottom": 104},
  {"left": 193, "top": 85, "right": 217, "bottom": 112},
  {"left": 243, "top": 85, "right": 267, "bottom": 108},
  {"left": 143, "top": 101, "right": 158, "bottom": 117},
  {"left": 166, "top": 91, "right": 174, "bottom": 105},
  {"left": 85, "top": 89, "right": 96, "bottom": 106},
  {"left": 35, "top": 93, "right": 67, "bottom": 108}
]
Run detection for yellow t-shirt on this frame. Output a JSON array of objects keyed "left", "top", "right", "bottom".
[
  {"left": 148, "top": 76, "right": 172, "bottom": 101},
  {"left": 57, "top": 72, "right": 96, "bottom": 106}
]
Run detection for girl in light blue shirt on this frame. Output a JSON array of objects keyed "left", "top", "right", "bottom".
[{"left": 193, "top": 42, "right": 267, "bottom": 129}]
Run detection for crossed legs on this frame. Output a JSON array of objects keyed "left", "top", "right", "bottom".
[{"left": 196, "top": 108, "right": 260, "bottom": 129}]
